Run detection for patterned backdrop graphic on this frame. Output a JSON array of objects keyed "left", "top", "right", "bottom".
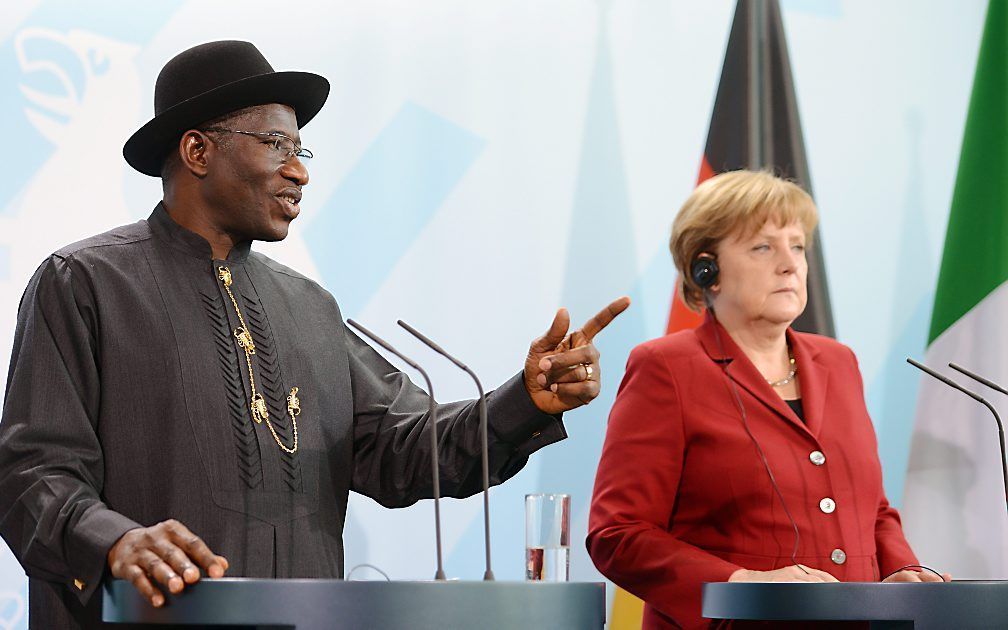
[{"left": 0, "top": 1, "right": 990, "bottom": 627}]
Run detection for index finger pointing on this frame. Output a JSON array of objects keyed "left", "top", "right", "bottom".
[{"left": 579, "top": 296, "right": 631, "bottom": 342}]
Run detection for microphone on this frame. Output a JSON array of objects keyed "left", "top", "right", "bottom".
[
  {"left": 906, "top": 357, "right": 1008, "bottom": 516},
  {"left": 949, "top": 362, "right": 1008, "bottom": 395},
  {"left": 346, "top": 318, "right": 446, "bottom": 581},
  {"left": 397, "top": 320, "right": 494, "bottom": 581}
]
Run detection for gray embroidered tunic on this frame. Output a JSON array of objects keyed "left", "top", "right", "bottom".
[{"left": 0, "top": 204, "right": 566, "bottom": 629}]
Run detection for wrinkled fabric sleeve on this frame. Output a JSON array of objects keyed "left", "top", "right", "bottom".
[
  {"left": 0, "top": 256, "right": 140, "bottom": 605},
  {"left": 344, "top": 324, "right": 567, "bottom": 507},
  {"left": 587, "top": 344, "right": 739, "bottom": 625}
]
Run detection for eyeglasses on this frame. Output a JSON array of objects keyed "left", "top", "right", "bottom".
[{"left": 200, "top": 127, "right": 313, "bottom": 162}]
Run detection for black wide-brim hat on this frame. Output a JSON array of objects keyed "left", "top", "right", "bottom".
[{"left": 123, "top": 40, "right": 330, "bottom": 177}]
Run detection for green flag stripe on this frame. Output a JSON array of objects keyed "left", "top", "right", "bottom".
[{"left": 929, "top": 0, "right": 1008, "bottom": 344}]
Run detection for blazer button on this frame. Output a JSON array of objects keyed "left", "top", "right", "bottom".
[
  {"left": 819, "top": 497, "right": 836, "bottom": 514},
  {"left": 809, "top": 450, "right": 826, "bottom": 466},
  {"left": 831, "top": 548, "right": 847, "bottom": 565}
]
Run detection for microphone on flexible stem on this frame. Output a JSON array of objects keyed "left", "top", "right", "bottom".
[
  {"left": 949, "top": 362, "right": 1008, "bottom": 395},
  {"left": 347, "top": 318, "right": 446, "bottom": 581},
  {"left": 906, "top": 357, "right": 1008, "bottom": 517},
  {"left": 397, "top": 319, "right": 495, "bottom": 581}
]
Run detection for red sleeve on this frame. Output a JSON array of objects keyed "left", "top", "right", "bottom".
[
  {"left": 587, "top": 343, "right": 739, "bottom": 623},
  {"left": 846, "top": 346, "right": 919, "bottom": 578},
  {"left": 874, "top": 495, "right": 919, "bottom": 577}
]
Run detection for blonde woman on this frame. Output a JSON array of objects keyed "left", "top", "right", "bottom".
[{"left": 587, "top": 170, "right": 945, "bottom": 630}]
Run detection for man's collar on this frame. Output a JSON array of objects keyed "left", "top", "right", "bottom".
[{"left": 147, "top": 202, "right": 252, "bottom": 262}]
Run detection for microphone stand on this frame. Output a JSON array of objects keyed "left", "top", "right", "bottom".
[
  {"left": 907, "top": 358, "right": 1008, "bottom": 517},
  {"left": 348, "top": 319, "right": 446, "bottom": 581},
  {"left": 397, "top": 320, "right": 495, "bottom": 581}
]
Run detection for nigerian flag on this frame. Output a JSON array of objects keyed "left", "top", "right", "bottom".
[{"left": 902, "top": 0, "right": 1008, "bottom": 578}]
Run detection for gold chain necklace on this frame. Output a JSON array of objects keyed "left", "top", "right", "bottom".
[
  {"left": 767, "top": 346, "right": 797, "bottom": 388},
  {"left": 217, "top": 266, "right": 300, "bottom": 454}
]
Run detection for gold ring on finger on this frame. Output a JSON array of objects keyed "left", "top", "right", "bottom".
[{"left": 584, "top": 364, "right": 594, "bottom": 380}]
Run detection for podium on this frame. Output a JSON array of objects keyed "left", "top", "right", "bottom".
[
  {"left": 102, "top": 578, "right": 606, "bottom": 629},
  {"left": 703, "top": 581, "right": 1008, "bottom": 629}
]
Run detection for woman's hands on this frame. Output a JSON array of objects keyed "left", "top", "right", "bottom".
[
  {"left": 729, "top": 565, "right": 951, "bottom": 584},
  {"left": 882, "top": 569, "right": 951, "bottom": 583},
  {"left": 729, "top": 565, "right": 839, "bottom": 583}
]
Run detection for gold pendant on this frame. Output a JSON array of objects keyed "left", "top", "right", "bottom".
[
  {"left": 217, "top": 266, "right": 232, "bottom": 287},
  {"left": 234, "top": 327, "right": 256, "bottom": 354},
  {"left": 287, "top": 386, "right": 301, "bottom": 417},
  {"left": 251, "top": 394, "right": 268, "bottom": 424}
]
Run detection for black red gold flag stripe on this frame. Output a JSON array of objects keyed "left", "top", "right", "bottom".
[{"left": 665, "top": 0, "right": 834, "bottom": 337}]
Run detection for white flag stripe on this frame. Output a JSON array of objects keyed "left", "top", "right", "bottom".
[{"left": 903, "top": 280, "right": 1008, "bottom": 578}]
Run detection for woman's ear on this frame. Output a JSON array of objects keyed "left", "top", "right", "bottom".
[{"left": 704, "top": 287, "right": 720, "bottom": 308}]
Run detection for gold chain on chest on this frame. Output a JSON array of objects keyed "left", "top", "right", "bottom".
[
  {"left": 218, "top": 266, "right": 299, "bottom": 454},
  {"left": 766, "top": 345, "right": 798, "bottom": 388}
]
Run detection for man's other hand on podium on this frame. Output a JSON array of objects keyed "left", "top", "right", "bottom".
[{"left": 108, "top": 519, "right": 229, "bottom": 608}]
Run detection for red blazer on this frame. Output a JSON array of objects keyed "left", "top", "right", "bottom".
[{"left": 587, "top": 314, "right": 917, "bottom": 629}]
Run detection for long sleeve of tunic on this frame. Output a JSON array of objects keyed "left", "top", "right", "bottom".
[
  {"left": 0, "top": 255, "right": 142, "bottom": 605},
  {"left": 0, "top": 204, "right": 566, "bottom": 629}
]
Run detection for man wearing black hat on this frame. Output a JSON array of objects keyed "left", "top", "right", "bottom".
[{"left": 0, "top": 41, "right": 629, "bottom": 628}]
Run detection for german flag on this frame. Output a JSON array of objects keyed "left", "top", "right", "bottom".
[
  {"left": 613, "top": 1, "right": 834, "bottom": 626},
  {"left": 665, "top": 0, "right": 834, "bottom": 337}
]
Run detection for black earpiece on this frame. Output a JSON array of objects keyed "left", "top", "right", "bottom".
[{"left": 691, "top": 253, "right": 719, "bottom": 289}]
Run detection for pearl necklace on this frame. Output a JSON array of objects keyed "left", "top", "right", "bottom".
[{"left": 767, "top": 348, "right": 797, "bottom": 387}]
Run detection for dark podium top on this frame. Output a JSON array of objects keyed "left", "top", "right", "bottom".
[
  {"left": 703, "top": 581, "right": 1008, "bottom": 629},
  {"left": 103, "top": 578, "right": 606, "bottom": 629}
]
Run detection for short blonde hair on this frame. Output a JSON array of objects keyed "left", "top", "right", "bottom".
[{"left": 670, "top": 170, "right": 818, "bottom": 312}]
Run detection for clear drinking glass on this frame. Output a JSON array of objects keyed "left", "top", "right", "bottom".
[{"left": 525, "top": 493, "right": 570, "bottom": 581}]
